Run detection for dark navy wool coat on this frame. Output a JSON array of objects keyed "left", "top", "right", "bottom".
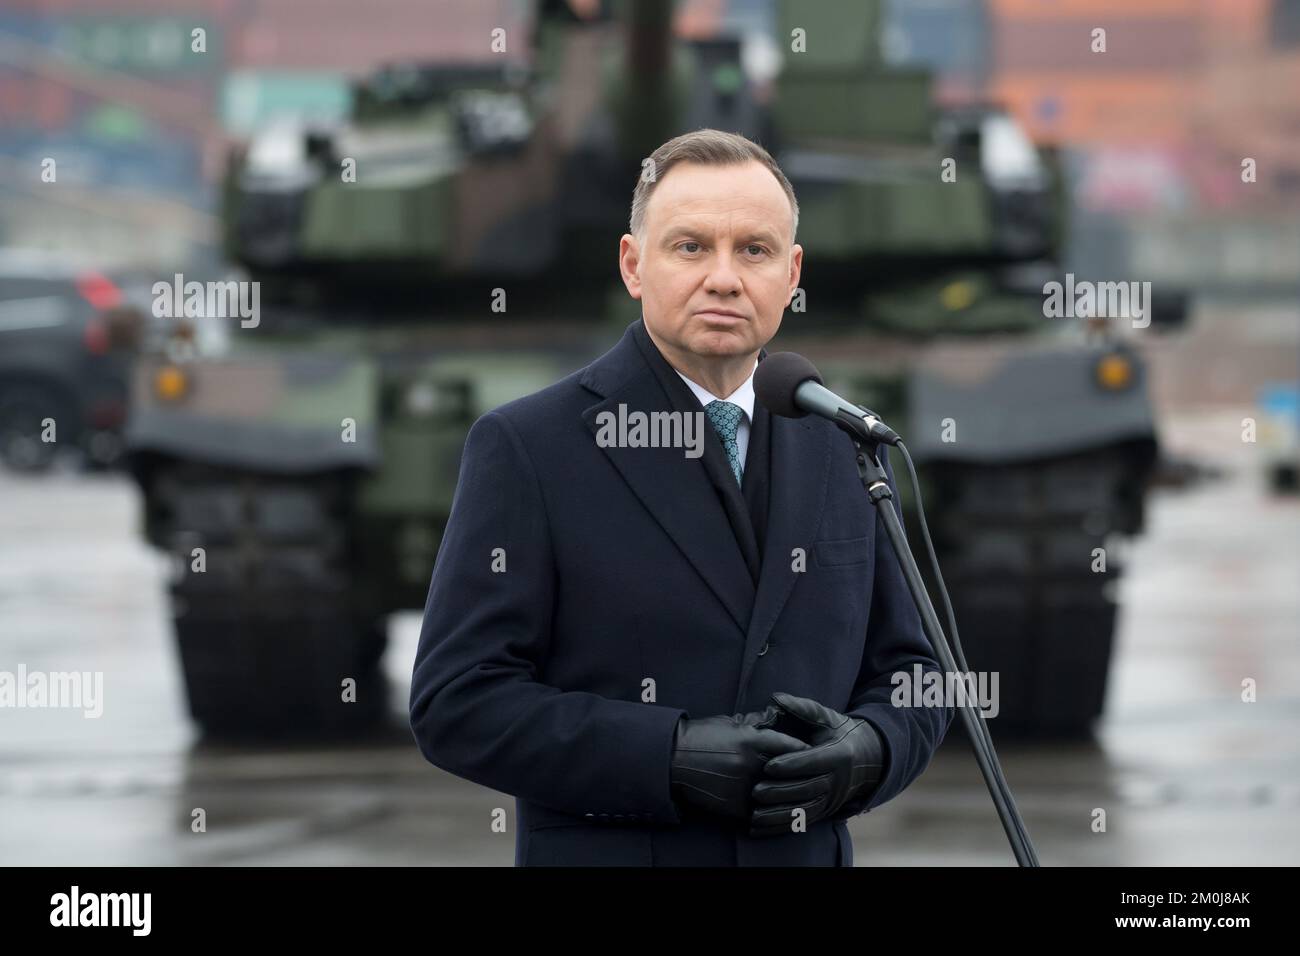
[{"left": 409, "top": 319, "right": 952, "bottom": 865}]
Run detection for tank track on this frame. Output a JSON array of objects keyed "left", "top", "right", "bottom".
[{"left": 148, "top": 463, "right": 389, "bottom": 739}]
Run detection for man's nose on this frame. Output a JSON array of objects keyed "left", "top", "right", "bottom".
[{"left": 702, "top": 248, "right": 743, "bottom": 295}]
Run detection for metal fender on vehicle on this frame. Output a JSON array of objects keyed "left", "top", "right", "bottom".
[
  {"left": 905, "top": 342, "right": 1158, "bottom": 465},
  {"left": 125, "top": 353, "right": 380, "bottom": 473}
]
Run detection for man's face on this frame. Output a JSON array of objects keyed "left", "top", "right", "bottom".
[{"left": 619, "top": 160, "right": 802, "bottom": 364}]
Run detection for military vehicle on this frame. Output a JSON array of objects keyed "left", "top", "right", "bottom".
[{"left": 125, "top": 0, "right": 1173, "bottom": 739}]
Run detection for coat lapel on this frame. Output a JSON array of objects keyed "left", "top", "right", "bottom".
[{"left": 581, "top": 324, "right": 756, "bottom": 636}]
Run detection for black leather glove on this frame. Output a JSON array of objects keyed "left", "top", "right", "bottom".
[
  {"left": 749, "top": 692, "right": 885, "bottom": 837},
  {"left": 670, "top": 706, "right": 810, "bottom": 823}
]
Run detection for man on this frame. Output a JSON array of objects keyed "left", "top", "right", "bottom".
[{"left": 409, "top": 129, "right": 952, "bottom": 866}]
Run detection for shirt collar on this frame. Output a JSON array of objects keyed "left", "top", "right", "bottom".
[{"left": 673, "top": 359, "right": 758, "bottom": 423}]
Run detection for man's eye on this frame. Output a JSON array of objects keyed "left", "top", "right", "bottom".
[
  {"left": 680, "top": 242, "right": 701, "bottom": 254},
  {"left": 745, "top": 244, "right": 766, "bottom": 257}
]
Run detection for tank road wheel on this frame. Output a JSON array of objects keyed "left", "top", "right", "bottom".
[
  {"left": 150, "top": 463, "right": 389, "bottom": 740},
  {"left": 925, "top": 448, "right": 1149, "bottom": 739}
]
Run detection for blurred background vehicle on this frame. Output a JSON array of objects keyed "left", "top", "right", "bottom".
[
  {"left": 119, "top": 0, "right": 1192, "bottom": 740},
  {"left": 0, "top": 249, "right": 146, "bottom": 472},
  {"left": 1257, "top": 381, "right": 1299, "bottom": 493}
]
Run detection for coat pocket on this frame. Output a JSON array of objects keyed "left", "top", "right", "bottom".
[{"left": 814, "top": 534, "right": 872, "bottom": 567}]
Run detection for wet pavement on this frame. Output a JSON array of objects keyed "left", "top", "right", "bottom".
[{"left": 1, "top": 301, "right": 1297, "bottom": 866}]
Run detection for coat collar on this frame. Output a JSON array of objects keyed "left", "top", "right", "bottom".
[
  {"left": 580, "top": 321, "right": 755, "bottom": 633},
  {"left": 580, "top": 320, "right": 831, "bottom": 647}
]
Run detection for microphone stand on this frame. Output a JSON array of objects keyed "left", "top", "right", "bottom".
[{"left": 844, "top": 425, "right": 1040, "bottom": 867}]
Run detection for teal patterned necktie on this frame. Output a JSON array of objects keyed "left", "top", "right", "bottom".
[{"left": 705, "top": 400, "right": 744, "bottom": 486}]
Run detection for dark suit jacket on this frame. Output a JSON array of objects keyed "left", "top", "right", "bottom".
[{"left": 409, "top": 319, "right": 953, "bottom": 866}]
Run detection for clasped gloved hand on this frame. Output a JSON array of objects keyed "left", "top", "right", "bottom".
[
  {"left": 749, "top": 691, "right": 885, "bottom": 837},
  {"left": 670, "top": 706, "right": 810, "bottom": 823}
]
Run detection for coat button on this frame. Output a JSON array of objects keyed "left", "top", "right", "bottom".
[{"left": 758, "top": 640, "right": 770, "bottom": 656}]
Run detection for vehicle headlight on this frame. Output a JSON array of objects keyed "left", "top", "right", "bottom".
[
  {"left": 1095, "top": 352, "right": 1134, "bottom": 390},
  {"left": 153, "top": 365, "right": 189, "bottom": 402}
]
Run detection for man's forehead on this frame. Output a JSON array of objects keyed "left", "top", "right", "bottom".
[{"left": 647, "top": 162, "right": 792, "bottom": 235}]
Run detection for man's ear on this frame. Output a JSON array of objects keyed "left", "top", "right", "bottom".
[
  {"left": 619, "top": 234, "right": 643, "bottom": 301},
  {"left": 787, "top": 243, "right": 803, "bottom": 305}
]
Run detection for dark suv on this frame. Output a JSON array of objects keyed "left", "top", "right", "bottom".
[{"left": 0, "top": 251, "right": 145, "bottom": 472}]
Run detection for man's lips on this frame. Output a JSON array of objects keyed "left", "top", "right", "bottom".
[{"left": 694, "top": 309, "right": 747, "bottom": 321}]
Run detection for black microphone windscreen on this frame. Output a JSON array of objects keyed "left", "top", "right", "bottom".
[{"left": 755, "top": 351, "right": 823, "bottom": 419}]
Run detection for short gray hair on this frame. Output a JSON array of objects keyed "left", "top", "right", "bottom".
[{"left": 629, "top": 128, "right": 799, "bottom": 246}]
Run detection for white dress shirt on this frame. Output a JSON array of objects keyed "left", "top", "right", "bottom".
[{"left": 674, "top": 360, "right": 759, "bottom": 468}]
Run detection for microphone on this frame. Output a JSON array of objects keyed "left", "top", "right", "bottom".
[{"left": 755, "top": 352, "right": 900, "bottom": 445}]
